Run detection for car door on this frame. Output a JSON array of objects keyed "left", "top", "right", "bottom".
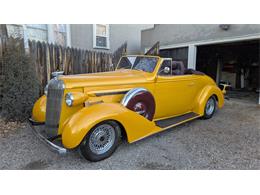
[{"left": 154, "top": 59, "right": 198, "bottom": 119}]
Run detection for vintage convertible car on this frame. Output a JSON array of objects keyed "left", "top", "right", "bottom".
[{"left": 29, "top": 55, "right": 224, "bottom": 161}]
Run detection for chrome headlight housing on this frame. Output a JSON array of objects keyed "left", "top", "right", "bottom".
[
  {"left": 44, "top": 84, "right": 49, "bottom": 95},
  {"left": 65, "top": 93, "right": 74, "bottom": 107}
]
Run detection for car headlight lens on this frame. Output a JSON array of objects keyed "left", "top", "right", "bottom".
[{"left": 65, "top": 93, "right": 74, "bottom": 107}]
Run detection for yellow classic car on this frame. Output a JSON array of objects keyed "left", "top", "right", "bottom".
[{"left": 29, "top": 55, "right": 224, "bottom": 161}]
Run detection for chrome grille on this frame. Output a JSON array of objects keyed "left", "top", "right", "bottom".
[{"left": 45, "top": 78, "right": 65, "bottom": 137}]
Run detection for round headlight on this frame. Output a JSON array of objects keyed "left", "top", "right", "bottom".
[{"left": 65, "top": 93, "right": 74, "bottom": 107}]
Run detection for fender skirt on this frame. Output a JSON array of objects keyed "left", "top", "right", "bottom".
[{"left": 62, "top": 103, "right": 161, "bottom": 149}]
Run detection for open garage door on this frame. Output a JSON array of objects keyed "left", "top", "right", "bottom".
[
  {"left": 160, "top": 47, "right": 188, "bottom": 68},
  {"left": 196, "top": 40, "right": 259, "bottom": 104}
]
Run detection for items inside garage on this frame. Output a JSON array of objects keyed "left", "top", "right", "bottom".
[
  {"left": 158, "top": 40, "right": 259, "bottom": 104},
  {"left": 196, "top": 40, "right": 259, "bottom": 103}
]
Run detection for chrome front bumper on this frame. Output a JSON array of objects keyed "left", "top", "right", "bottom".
[{"left": 28, "top": 118, "right": 67, "bottom": 155}]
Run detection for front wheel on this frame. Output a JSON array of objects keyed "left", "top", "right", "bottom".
[
  {"left": 202, "top": 96, "right": 217, "bottom": 119},
  {"left": 79, "top": 120, "right": 121, "bottom": 162}
]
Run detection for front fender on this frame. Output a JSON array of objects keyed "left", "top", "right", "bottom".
[
  {"left": 32, "top": 95, "right": 46, "bottom": 122},
  {"left": 61, "top": 103, "right": 160, "bottom": 149},
  {"left": 193, "top": 85, "right": 224, "bottom": 115}
]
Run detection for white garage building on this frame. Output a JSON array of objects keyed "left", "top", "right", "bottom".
[{"left": 141, "top": 24, "right": 260, "bottom": 104}]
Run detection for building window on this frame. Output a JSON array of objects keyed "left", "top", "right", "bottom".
[
  {"left": 26, "top": 24, "right": 48, "bottom": 42},
  {"left": 53, "top": 24, "right": 67, "bottom": 46},
  {"left": 6, "top": 24, "right": 24, "bottom": 39},
  {"left": 93, "top": 24, "right": 109, "bottom": 49},
  {"left": 6, "top": 24, "right": 69, "bottom": 47},
  {"left": 6, "top": 24, "right": 48, "bottom": 42},
  {"left": 26, "top": 24, "right": 47, "bottom": 30}
]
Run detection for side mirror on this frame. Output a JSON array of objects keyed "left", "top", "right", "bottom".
[{"left": 159, "top": 66, "right": 171, "bottom": 75}]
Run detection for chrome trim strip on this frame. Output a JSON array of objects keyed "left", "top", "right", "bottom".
[
  {"left": 95, "top": 90, "right": 129, "bottom": 97},
  {"left": 28, "top": 118, "right": 67, "bottom": 155},
  {"left": 120, "top": 88, "right": 148, "bottom": 107}
]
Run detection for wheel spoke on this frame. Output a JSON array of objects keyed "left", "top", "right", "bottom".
[
  {"left": 206, "top": 98, "right": 215, "bottom": 115},
  {"left": 89, "top": 124, "right": 115, "bottom": 155}
]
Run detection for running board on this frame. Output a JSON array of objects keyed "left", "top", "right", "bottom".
[{"left": 155, "top": 112, "right": 200, "bottom": 128}]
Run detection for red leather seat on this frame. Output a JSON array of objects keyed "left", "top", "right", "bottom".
[
  {"left": 172, "top": 61, "right": 185, "bottom": 75},
  {"left": 172, "top": 61, "right": 205, "bottom": 75},
  {"left": 184, "top": 69, "right": 205, "bottom": 75}
]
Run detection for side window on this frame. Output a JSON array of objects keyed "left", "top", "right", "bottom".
[{"left": 158, "top": 59, "right": 172, "bottom": 76}]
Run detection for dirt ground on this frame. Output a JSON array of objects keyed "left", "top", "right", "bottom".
[{"left": 0, "top": 100, "right": 259, "bottom": 170}]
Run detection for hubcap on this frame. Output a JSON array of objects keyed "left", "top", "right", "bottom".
[
  {"left": 89, "top": 124, "right": 116, "bottom": 155},
  {"left": 206, "top": 98, "right": 215, "bottom": 116},
  {"left": 133, "top": 102, "right": 149, "bottom": 118}
]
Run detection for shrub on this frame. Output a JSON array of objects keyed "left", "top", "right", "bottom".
[{"left": 1, "top": 39, "right": 40, "bottom": 121}]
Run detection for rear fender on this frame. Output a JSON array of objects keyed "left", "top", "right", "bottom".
[
  {"left": 62, "top": 103, "right": 160, "bottom": 149},
  {"left": 193, "top": 85, "right": 224, "bottom": 115}
]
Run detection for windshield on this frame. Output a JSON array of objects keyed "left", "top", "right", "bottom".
[{"left": 116, "top": 56, "right": 158, "bottom": 73}]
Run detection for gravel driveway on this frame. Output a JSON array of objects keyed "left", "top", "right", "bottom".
[{"left": 0, "top": 100, "right": 259, "bottom": 170}]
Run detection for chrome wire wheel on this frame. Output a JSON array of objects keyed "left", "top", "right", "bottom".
[
  {"left": 89, "top": 124, "right": 116, "bottom": 155},
  {"left": 205, "top": 97, "right": 215, "bottom": 116},
  {"left": 80, "top": 121, "right": 121, "bottom": 162}
]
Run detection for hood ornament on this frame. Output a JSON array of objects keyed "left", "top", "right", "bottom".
[{"left": 51, "top": 71, "right": 64, "bottom": 79}]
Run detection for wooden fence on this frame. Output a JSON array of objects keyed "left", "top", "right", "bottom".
[
  {"left": 29, "top": 40, "right": 127, "bottom": 89},
  {"left": 0, "top": 37, "right": 127, "bottom": 108},
  {"left": 0, "top": 37, "right": 127, "bottom": 92},
  {"left": 112, "top": 42, "right": 127, "bottom": 65}
]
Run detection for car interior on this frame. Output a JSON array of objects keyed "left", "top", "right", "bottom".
[{"left": 159, "top": 60, "right": 205, "bottom": 76}]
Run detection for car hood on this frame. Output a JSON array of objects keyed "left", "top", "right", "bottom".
[{"left": 59, "top": 69, "right": 154, "bottom": 89}]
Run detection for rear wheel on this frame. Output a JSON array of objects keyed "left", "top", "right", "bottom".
[
  {"left": 202, "top": 96, "right": 217, "bottom": 119},
  {"left": 79, "top": 120, "right": 121, "bottom": 162}
]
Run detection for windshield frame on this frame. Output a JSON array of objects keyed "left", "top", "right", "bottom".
[{"left": 116, "top": 55, "right": 160, "bottom": 73}]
